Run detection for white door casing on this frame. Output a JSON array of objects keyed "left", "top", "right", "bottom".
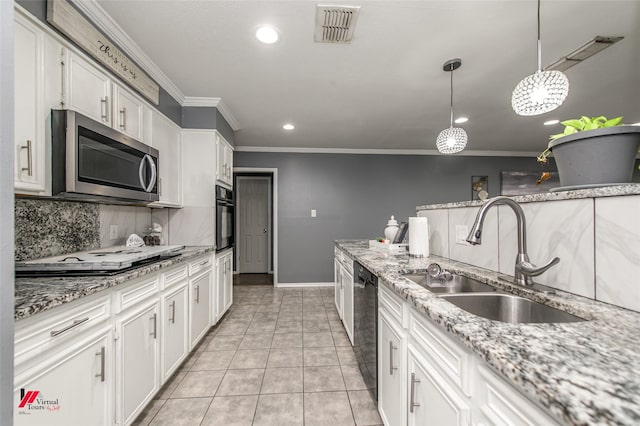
[{"left": 237, "top": 176, "right": 271, "bottom": 274}]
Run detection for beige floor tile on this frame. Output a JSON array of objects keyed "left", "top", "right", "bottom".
[
  {"left": 132, "top": 399, "right": 165, "bottom": 425},
  {"left": 304, "top": 366, "right": 346, "bottom": 392},
  {"left": 206, "top": 334, "right": 243, "bottom": 351},
  {"left": 304, "top": 391, "right": 355, "bottom": 426},
  {"left": 239, "top": 333, "right": 274, "bottom": 349},
  {"left": 303, "top": 319, "right": 331, "bottom": 332},
  {"left": 155, "top": 372, "right": 186, "bottom": 399},
  {"left": 348, "top": 390, "right": 383, "bottom": 425},
  {"left": 303, "top": 331, "right": 335, "bottom": 347},
  {"left": 170, "top": 370, "right": 225, "bottom": 398},
  {"left": 341, "top": 365, "right": 369, "bottom": 391},
  {"left": 200, "top": 395, "right": 258, "bottom": 426},
  {"left": 216, "top": 368, "right": 265, "bottom": 396},
  {"left": 229, "top": 349, "right": 269, "bottom": 369},
  {"left": 191, "top": 350, "right": 235, "bottom": 371},
  {"left": 253, "top": 393, "right": 304, "bottom": 426},
  {"left": 271, "top": 332, "right": 303, "bottom": 348},
  {"left": 336, "top": 347, "right": 359, "bottom": 366},
  {"left": 267, "top": 348, "right": 303, "bottom": 368},
  {"left": 260, "top": 367, "right": 303, "bottom": 394},
  {"left": 304, "top": 347, "right": 340, "bottom": 367},
  {"left": 149, "top": 397, "right": 212, "bottom": 426},
  {"left": 275, "top": 320, "right": 303, "bottom": 333}
]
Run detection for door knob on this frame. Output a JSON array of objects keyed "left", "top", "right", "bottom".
[{"left": 263, "top": 228, "right": 267, "bottom": 233}]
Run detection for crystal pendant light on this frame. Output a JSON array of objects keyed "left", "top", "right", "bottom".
[
  {"left": 436, "top": 58, "right": 467, "bottom": 154},
  {"left": 512, "top": 0, "right": 569, "bottom": 116}
]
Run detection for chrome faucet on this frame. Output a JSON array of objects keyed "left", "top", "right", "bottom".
[{"left": 466, "top": 196, "right": 559, "bottom": 287}]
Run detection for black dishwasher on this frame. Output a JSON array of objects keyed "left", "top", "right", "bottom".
[{"left": 354, "top": 261, "right": 378, "bottom": 402}]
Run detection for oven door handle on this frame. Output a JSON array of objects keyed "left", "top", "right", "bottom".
[{"left": 139, "top": 154, "right": 157, "bottom": 193}]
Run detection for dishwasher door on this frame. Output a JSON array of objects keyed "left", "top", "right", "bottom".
[{"left": 354, "top": 261, "right": 378, "bottom": 402}]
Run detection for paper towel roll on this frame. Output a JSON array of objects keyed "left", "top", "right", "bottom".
[{"left": 409, "top": 217, "right": 430, "bottom": 257}]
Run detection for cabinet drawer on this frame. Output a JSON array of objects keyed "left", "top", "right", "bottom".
[
  {"left": 189, "top": 255, "right": 212, "bottom": 276},
  {"left": 114, "top": 276, "right": 160, "bottom": 313},
  {"left": 409, "top": 309, "right": 472, "bottom": 397},
  {"left": 379, "top": 284, "right": 405, "bottom": 327},
  {"left": 15, "top": 294, "right": 111, "bottom": 366},
  {"left": 163, "top": 264, "right": 188, "bottom": 290}
]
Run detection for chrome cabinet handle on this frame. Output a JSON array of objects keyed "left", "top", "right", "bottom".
[
  {"left": 20, "top": 140, "right": 33, "bottom": 176},
  {"left": 150, "top": 313, "right": 157, "bottom": 339},
  {"left": 169, "top": 300, "right": 176, "bottom": 324},
  {"left": 95, "top": 346, "right": 105, "bottom": 382},
  {"left": 50, "top": 317, "right": 89, "bottom": 337},
  {"left": 410, "top": 372, "right": 421, "bottom": 413},
  {"left": 195, "top": 285, "right": 200, "bottom": 304},
  {"left": 101, "top": 96, "right": 109, "bottom": 122},
  {"left": 119, "top": 107, "right": 126, "bottom": 130},
  {"left": 389, "top": 341, "right": 398, "bottom": 375}
]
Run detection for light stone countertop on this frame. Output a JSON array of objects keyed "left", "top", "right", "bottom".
[
  {"left": 335, "top": 239, "right": 640, "bottom": 426},
  {"left": 14, "top": 246, "right": 215, "bottom": 321},
  {"left": 416, "top": 183, "right": 640, "bottom": 210}
]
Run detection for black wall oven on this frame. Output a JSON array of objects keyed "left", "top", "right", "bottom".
[{"left": 216, "top": 185, "right": 235, "bottom": 252}]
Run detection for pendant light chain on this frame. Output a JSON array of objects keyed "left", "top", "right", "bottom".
[
  {"left": 537, "top": 0, "right": 542, "bottom": 72},
  {"left": 449, "top": 66, "right": 454, "bottom": 127}
]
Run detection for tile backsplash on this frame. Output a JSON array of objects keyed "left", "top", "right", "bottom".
[{"left": 15, "top": 199, "right": 153, "bottom": 261}]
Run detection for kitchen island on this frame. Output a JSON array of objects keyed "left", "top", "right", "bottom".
[{"left": 336, "top": 239, "right": 640, "bottom": 426}]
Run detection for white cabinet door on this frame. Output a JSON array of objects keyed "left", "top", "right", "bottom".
[
  {"left": 378, "top": 310, "right": 406, "bottom": 426},
  {"left": 407, "top": 345, "right": 471, "bottom": 426},
  {"left": 150, "top": 112, "right": 183, "bottom": 207},
  {"left": 224, "top": 256, "right": 234, "bottom": 312},
  {"left": 181, "top": 130, "right": 216, "bottom": 207},
  {"left": 14, "top": 13, "right": 46, "bottom": 193},
  {"left": 65, "top": 51, "right": 112, "bottom": 126},
  {"left": 342, "top": 267, "right": 354, "bottom": 344},
  {"left": 475, "top": 364, "right": 558, "bottom": 426},
  {"left": 161, "top": 283, "right": 189, "bottom": 381},
  {"left": 216, "top": 251, "right": 233, "bottom": 321},
  {"left": 114, "top": 84, "right": 145, "bottom": 142},
  {"left": 116, "top": 300, "right": 160, "bottom": 426},
  {"left": 190, "top": 268, "right": 212, "bottom": 349},
  {"left": 14, "top": 327, "right": 113, "bottom": 426},
  {"left": 215, "top": 133, "right": 234, "bottom": 187},
  {"left": 334, "top": 259, "right": 343, "bottom": 319}
]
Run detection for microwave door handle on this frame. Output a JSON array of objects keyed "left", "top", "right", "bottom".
[
  {"left": 138, "top": 156, "right": 147, "bottom": 190},
  {"left": 145, "top": 154, "right": 157, "bottom": 193}
]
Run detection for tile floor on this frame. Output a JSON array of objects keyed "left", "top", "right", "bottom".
[{"left": 134, "top": 285, "right": 382, "bottom": 426}]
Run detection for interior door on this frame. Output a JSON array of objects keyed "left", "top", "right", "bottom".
[{"left": 237, "top": 177, "right": 270, "bottom": 273}]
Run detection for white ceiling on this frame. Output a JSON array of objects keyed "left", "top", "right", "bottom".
[{"left": 95, "top": 0, "right": 640, "bottom": 154}]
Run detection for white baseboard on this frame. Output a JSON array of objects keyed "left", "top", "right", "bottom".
[{"left": 275, "top": 282, "right": 334, "bottom": 288}]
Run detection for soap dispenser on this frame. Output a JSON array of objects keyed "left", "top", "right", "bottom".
[{"left": 384, "top": 216, "right": 399, "bottom": 241}]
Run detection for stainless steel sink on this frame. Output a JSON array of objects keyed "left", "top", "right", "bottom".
[
  {"left": 403, "top": 273, "right": 497, "bottom": 294},
  {"left": 440, "top": 293, "right": 585, "bottom": 324}
]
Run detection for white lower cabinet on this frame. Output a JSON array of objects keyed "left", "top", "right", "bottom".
[
  {"left": 334, "top": 258, "right": 343, "bottom": 319},
  {"left": 342, "top": 266, "right": 354, "bottom": 344},
  {"left": 216, "top": 250, "right": 233, "bottom": 321},
  {"left": 14, "top": 326, "right": 113, "bottom": 426},
  {"left": 116, "top": 299, "right": 160, "bottom": 425},
  {"left": 377, "top": 283, "right": 558, "bottom": 426},
  {"left": 378, "top": 309, "right": 406, "bottom": 426},
  {"left": 161, "top": 282, "right": 189, "bottom": 380},
  {"left": 407, "top": 344, "right": 471, "bottom": 426},
  {"left": 189, "top": 268, "right": 213, "bottom": 349}
]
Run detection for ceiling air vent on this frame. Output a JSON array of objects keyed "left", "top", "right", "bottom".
[{"left": 314, "top": 5, "right": 360, "bottom": 44}]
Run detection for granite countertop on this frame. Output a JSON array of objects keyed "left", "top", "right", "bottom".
[
  {"left": 335, "top": 239, "right": 640, "bottom": 426},
  {"left": 14, "top": 246, "right": 215, "bottom": 321},
  {"left": 416, "top": 183, "right": 640, "bottom": 210}
]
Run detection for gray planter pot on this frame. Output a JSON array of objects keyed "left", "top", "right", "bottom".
[{"left": 548, "top": 126, "right": 640, "bottom": 187}]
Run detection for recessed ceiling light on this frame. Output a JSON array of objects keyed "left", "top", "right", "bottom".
[
  {"left": 454, "top": 117, "right": 468, "bottom": 124},
  {"left": 256, "top": 26, "right": 279, "bottom": 44},
  {"left": 282, "top": 123, "right": 295, "bottom": 130},
  {"left": 544, "top": 119, "right": 560, "bottom": 126}
]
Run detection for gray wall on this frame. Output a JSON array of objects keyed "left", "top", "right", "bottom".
[
  {"left": 236, "top": 152, "right": 556, "bottom": 283},
  {"left": 182, "top": 107, "right": 235, "bottom": 144},
  {"left": 1, "top": 1, "right": 14, "bottom": 422}
]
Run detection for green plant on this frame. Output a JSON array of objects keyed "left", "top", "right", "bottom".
[{"left": 537, "top": 116, "right": 623, "bottom": 163}]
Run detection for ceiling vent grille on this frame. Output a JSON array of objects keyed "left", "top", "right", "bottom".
[{"left": 314, "top": 5, "right": 360, "bottom": 44}]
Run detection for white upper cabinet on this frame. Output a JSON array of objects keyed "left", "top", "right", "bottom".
[
  {"left": 113, "top": 84, "right": 145, "bottom": 142},
  {"left": 149, "top": 112, "right": 183, "bottom": 207},
  {"left": 14, "top": 13, "right": 47, "bottom": 194},
  {"left": 181, "top": 130, "right": 217, "bottom": 207},
  {"left": 215, "top": 132, "right": 234, "bottom": 188},
  {"left": 64, "top": 50, "right": 112, "bottom": 126}
]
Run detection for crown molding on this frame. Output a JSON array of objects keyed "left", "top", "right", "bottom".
[
  {"left": 73, "top": 0, "right": 185, "bottom": 104},
  {"left": 234, "top": 146, "right": 540, "bottom": 157},
  {"left": 183, "top": 97, "right": 240, "bottom": 130}
]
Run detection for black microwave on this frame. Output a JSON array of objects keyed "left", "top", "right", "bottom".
[{"left": 51, "top": 110, "right": 159, "bottom": 203}]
